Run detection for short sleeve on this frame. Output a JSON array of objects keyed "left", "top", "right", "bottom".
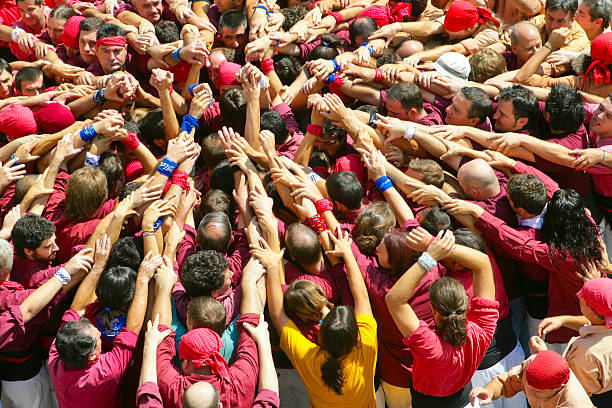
[
  {"left": 402, "top": 320, "right": 444, "bottom": 360},
  {"left": 280, "top": 319, "right": 319, "bottom": 361},
  {"left": 466, "top": 296, "right": 500, "bottom": 336},
  {"left": 356, "top": 314, "right": 377, "bottom": 350}
]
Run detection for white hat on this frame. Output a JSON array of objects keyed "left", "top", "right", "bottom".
[{"left": 432, "top": 52, "right": 470, "bottom": 82}]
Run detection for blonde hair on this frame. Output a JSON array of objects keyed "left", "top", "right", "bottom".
[{"left": 65, "top": 167, "right": 108, "bottom": 219}]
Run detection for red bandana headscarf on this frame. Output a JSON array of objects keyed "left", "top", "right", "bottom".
[
  {"left": 218, "top": 61, "right": 242, "bottom": 88},
  {"left": 358, "top": 1, "right": 413, "bottom": 27},
  {"left": 443, "top": 1, "right": 499, "bottom": 33},
  {"left": 581, "top": 32, "right": 612, "bottom": 90},
  {"left": 61, "top": 15, "right": 85, "bottom": 48},
  {"left": 525, "top": 350, "right": 570, "bottom": 390},
  {"left": 0, "top": 104, "right": 37, "bottom": 140},
  {"left": 578, "top": 277, "right": 612, "bottom": 328},
  {"left": 179, "top": 328, "right": 230, "bottom": 380}
]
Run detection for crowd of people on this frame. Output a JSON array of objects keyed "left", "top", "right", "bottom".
[{"left": 1, "top": 0, "right": 612, "bottom": 405}]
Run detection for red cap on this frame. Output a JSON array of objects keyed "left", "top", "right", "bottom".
[
  {"left": 125, "top": 160, "right": 145, "bottom": 182},
  {"left": 34, "top": 102, "right": 75, "bottom": 134},
  {"left": 581, "top": 32, "right": 612, "bottom": 89},
  {"left": 218, "top": 61, "right": 242, "bottom": 88},
  {"left": 525, "top": 350, "right": 570, "bottom": 390},
  {"left": 578, "top": 277, "right": 612, "bottom": 328},
  {"left": 443, "top": 1, "right": 499, "bottom": 32},
  {"left": 61, "top": 15, "right": 85, "bottom": 48},
  {"left": 0, "top": 104, "right": 37, "bottom": 140}
]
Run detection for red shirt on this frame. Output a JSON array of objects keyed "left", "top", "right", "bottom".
[
  {"left": 156, "top": 314, "right": 260, "bottom": 408},
  {"left": 136, "top": 382, "right": 163, "bottom": 408},
  {"left": 404, "top": 296, "right": 499, "bottom": 396},
  {"left": 49, "top": 309, "right": 139, "bottom": 408},
  {"left": 10, "top": 255, "right": 61, "bottom": 289},
  {"left": 585, "top": 133, "right": 612, "bottom": 197}
]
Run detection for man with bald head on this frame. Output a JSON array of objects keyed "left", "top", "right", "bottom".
[
  {"left": 182, "top": 382, "right": 221, "bottom": 408},
  {"left": 503, "top": 21, "right": 543, "bottom": 70},
  {"left": 457, "top": 159, "right": 501, "bottom": 201}
]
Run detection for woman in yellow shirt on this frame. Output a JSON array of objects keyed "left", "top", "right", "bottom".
[{"left": 252, "top": 227, "right": 378, "bottom": 408}]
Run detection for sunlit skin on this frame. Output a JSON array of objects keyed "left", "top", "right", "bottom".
[
  {"left": 17, "top": 0, "right": 45, "bottom": 31},
  {"left": 445, "top": 93, "right": 476, "bottom": 126},
  {"left": 214, "top": 0, "right": 244, "bottom": 13},
  {"left": 510, "top": 24, "right": 542, "bottom": 65},
  {"left": 385, "top": 99, "right": 411, "bottom": 120},
  {"left": 19, "top": 75, "right": 44, "bottom": 96},
  {"left": 591, "top": 97, "right": 612, "bottom": 139},
  {"left": 79, "top": 30, "right": 98, "bottom": 65},
  {"left": 0, "top": 70, "right": 14, "bottom": 99},
  {"left": 574, "top": 3, "right": 602, "bottom": 40},
  {"left": 446, "top": 25, "right": 478, "bottom": 41},
  {"left": 544, "top": 8, "right": 573, "bottom": 35},
  {"left": 219, "top": 25, "right": 247, "bottom": 50},
  {"left": 133, "top": 0, "right": 163, "bottom": 24},
  {"left": 47, "top": 16, "right": 67, "bottom": 45},
  {"left": 24, "top": 234, "right": 59, "bottom": 262},
  {"left": 96, "top": 44, "right": 127, "bottom": 74},
  {"left": 208, "top": 50, "right": 227, "bottom": 88},
  {"left": 493, "top": 99, "right": 522, "bottom": 132}
]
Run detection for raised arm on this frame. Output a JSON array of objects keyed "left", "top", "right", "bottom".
[{"left": 70, "top": 236, "right": 111, "bottom": 315}]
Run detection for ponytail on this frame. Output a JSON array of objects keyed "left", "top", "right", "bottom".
[
  {"left": 429, "top": 276, "right": 469, "bottom": 347},
  {"left": 321, "top": 355, "right": 344, "bottom": 394},
  {"left": 438, "top": 309, "right": 468, "bottom": 347}
]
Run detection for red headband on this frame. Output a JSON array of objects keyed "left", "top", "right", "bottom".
[
  {"left": 444, "top": 1, "right": 499, "bottom": 33},
  {"left": 96, "top": 36, "right": 127, "bottom": 48}
]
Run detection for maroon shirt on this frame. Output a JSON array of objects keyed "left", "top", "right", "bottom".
[
  {"left": 283, "top": 260, "right": 353, "bottom": 306},
  {"left": 501, "top": 50, "right": 520, "bottom": 71},
  {"left": 156, "top": 314, "right": 260, "bottom": 408},
  {"left": 10, "top": 255, "right": 61, "bottom": 289},
  {"left": 136, "top": 382, "right": 163, "bottom": 408}
]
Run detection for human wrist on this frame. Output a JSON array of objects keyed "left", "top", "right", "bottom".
[
  {"left": 543, "top": 43, "right": 553, "bottom": 51},
  {"left": 54, "top": 267, "right": 72, "bottom": 284},
  {"left": 418, "top": 251, "right": 438, "bottom": 269}
]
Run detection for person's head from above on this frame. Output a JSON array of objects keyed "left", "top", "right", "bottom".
[
  {"left": 219, "top": 89, "right": 246, "bottom": 132},
  {"left": 580, "top": 32, "right": 612, "bottom": 93},
  {"left": 14, "top": 175, "right": 38, "bottom": 204},
  {"left": 0, "top": 239, "right": 13, "bottom": 280},
  {"left": 15, "top": 0, "right": 45, "bottom": 30},
  {"left": 139, "top": 108, "right": 167, "bottom": 151},
  {"left": 541, "top": 190, "right": 603, "bottom": 269},
  {"left": 208, "top": 47, "right": 235, "bottom": 89},
  {"left": 210, "top": 160, "right": 241, "bottom": 196},
  {"left": 509, "top": 21, "right": 542, "bottom": 65},
  {"left": 0, "top": 104, "right": 37, "bottom": 140},
  {"left": 386, "top": 82, "right": 424, "bottom": 121},
  {"left": 187, "top": 295, "right": 227, "bottom": 334},
  {"left": 308, "top": 34, "right": 344, "bottom": 61},
  {"left": 182, "top": 382, "right": 221, "bottom": 408},
  {"left": 456, "top": 158, "right": 500, "bottom": 200},
  {"left": 56, "top": 317, "right": 102, "bottom": 368},
  {"left": 376, "top": 229, "right": 418, "bottom": 277},
  {"left": 433, "top": 52, "right": 471, "bottom": 83},
  {"left": 395, "top": 39, "right": 424, "bottom": 58},
  {"left": 507, "top": 174, "right": 548, "bottom": 219},
  {"left": 494, "top": 84, "right": 540, "bottom": 132},
  {"left": 15, "top": 66, "right": 44, "bottom": 97},
  {"left": 273, "top": 54, "right": 301, "bottom": 86},
  {"left": 525, "top": 350, "right": 570, "bottom": 390},
  {"left": 318, "top": 305, "right": 359, "bottom": 394},
  {"left": 179, "top": 327, "right": 230, "bottom": 376},
  {"left": 98, "top": 151, "right": 126, "bottom": 198},
  {"left": 445, "top": 86, "right": 491, "bottom": 127},
  {"left": 544, "top": 84, "right": 585, "bottom": 134},
  {"left": 95, "top": 266, "right": 136, "bottom": 332},
  {"left": 260, "top": 109, "right": 290, "bottom": 145},
  {"left": 132, "top": 0, "right": 163, "bottom": 23},
  {"left": 429, "top": 276, "right": 469, "bottom": 346},
  {"left": 469, "top": 48, "right": 506, "bottom": 83},
  {"left": 79, "top": 17, "right": 104, "bottom": 65},
  {"left": 406, "top": 158, "right": 445, "bottom": 188},
  {"left": 218, "top": 10, "right": 247, "bottom": 50},
  {"left": 155, "top": 20, "right": 179, "bottom": 43},
  {"left": 65, "top": 167, "right": 108, "bottom": 220},
  {"left": 95, "top": 24, "right": 128, "bottom": 75},
  {"left": 285, "top": 279, "right": 330, "bottom": 323},
  {"left": 316, "top": 120, "right": 348, "bottom": 158},
  {"left": 197, "top": 211, "right": 233, "bottom": 254},
  {"left": 443, "top": 1, "right": 500, "bottom": 40},
  {"left": 285, "top": 223, "right": 323, "bottom": 271},
  {"left": 441, "top": 228, "right": 485, "bottom": 275},
  {"left": 574, "top": 0, "right": 611, "bottom": 39},
  {"left": 181, "top": 250, "right": 233, "bottom": 298},
  {"left": 48, "top": 5, "right": 76, "bottom": 45},
  {"left": 61, "top": 15, "right": 85, "bottom": 57},
  {"left": 418, "top": 207, "right": 455, "bottom": 236},
  {"left": 200, "top": 133, "right": 227, "bottom": 169},
  {"left": 106, "top": 236, "right": 143, "bottom": 271},
  {"left": 353, "top": 201, "right": 396, "bottom": 256},
  {"left": 0, "top": 59, "right": 14, "bottom": 99},
  {"left": 281, "top": 5, "right": 308, "bottom": 31},
  {"left": 577, "top": 277, "right": 612, "bottom": 326},
  {"left": 326, "top": 171, "right": 364, "bottom": 212},
  {"left": 215, "top": 0, "right": 244, "bottom": 14},
  {"left": 358, "top": 0, "right": 425, "bottom": 28},
  {"left": 349, "top": 16, "right": 378, "bottom": 47},
  {"left": 201, "top": 189, "right": 232, "bottom": 219},
  {"left": 544, "top": 0, "right": 577, "bottom": 34},
  {"left": 590, "top": 94, "right": 612, "bottom": 138}
]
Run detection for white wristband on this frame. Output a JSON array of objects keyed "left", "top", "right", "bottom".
[
  {"left": 309, "top": 171, "right": 322, "bottom": 184},
  {"left": 54, "top": 268, "right": 72, "bottom": 285},
  {"left": 403, "top": 124, "right": 416, "bottom": 141},
  {"left": 84, "top": 151, "right": 101, "bottom": 167},
  {"left": 418, "top": 252, "right": 437, "bottom": 271},
  {"left": 11, "top": 28, "right": 25, "bottom": 43}
]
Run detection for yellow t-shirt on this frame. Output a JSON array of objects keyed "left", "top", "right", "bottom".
[{"left": 280, "top": 314, "right": 378, "bottom": 408}]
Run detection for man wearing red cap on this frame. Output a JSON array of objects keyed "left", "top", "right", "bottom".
[
  {"left": 537, "top": 278, "right": 612, "bottom": 405},
  {"left": 470, "top": 350, "right": 593, "bottom": 407}
]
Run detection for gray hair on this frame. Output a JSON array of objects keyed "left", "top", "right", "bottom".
[
  {"left": 0, "top": 239, "right": 14, "bottom": 275},
  {"left": 510, "top": 21, "right": 541, "bottom": 46}
]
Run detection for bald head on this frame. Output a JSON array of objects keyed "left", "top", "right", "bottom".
[
  {"left": 510, "top": 21, "right": 542, "bottom": 64},
  {"left": 396, "top": 39, "right": 424, "bottom": 58},
  {"left": 182, "top": 382, "right": 220, "bottom": 408},
  {"left": 457, "top": 159, "right": 500, "bottom": 199}
]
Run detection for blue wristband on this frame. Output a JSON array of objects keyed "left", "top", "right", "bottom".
[
  {"left": 252, "top": 5, "right": 271, "bottom": 17},
  {"left": 172, "top": 48, "right": 182, "bottom": 61},
  {"left": 375, "top": 175, "right": 393, "bottom": 192},
  {"left": 93, "top": 88, "right": 106, "bottom": 104},
  {"left": 332, "top": 58, "right": 341, "bottom": 72},
  {"left": 8, "top": 153, "right": 20, "bottom": 167},
  {"left": 368, "top": 46, "right": 374, "bottom": 56},
  {"left": 360, "top": 41, "right": 369, "bottom": 48},
  {"left": 324, "top": 73, "right": 335, "bottom": 85},
  {"left": 153, "top": 218, "right": 163, "bottom": 231},
  {"left": 79, "top": 124, "right": 98, "bottom": 142},
  {"left": 181, "top": 114, "right": 200, "bottom": 133},
  {"left": 157, "top": 157, "right": 178, "bottom": 177},
  {"left": 188, "top": 84, "right": 200, "bottom": 96}
]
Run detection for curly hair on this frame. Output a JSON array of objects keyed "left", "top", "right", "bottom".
[
  {"left": 55, "top": 318, "right": 97, "bottom": 368},
  {"left": 181, "top": 250, "right": 230, "bottom": 297},
  {"left": 12, "top": 214, "right": 56, "bottom": 258}
]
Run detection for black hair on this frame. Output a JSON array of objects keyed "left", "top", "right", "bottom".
[
  {"left": 79, "top": 17, "right": 104, "bottom": 35},
  {"left": 15, "top": 67, "right": 43, "bottom": 92},
  {"left": 106, "top": 236, "right": 144, "bottom": 271},
  {"left": 50, "top": 4, "right": 77, "bottom": 20},
  {"left": 219, "top": 88, "right": 247, "bottom": 132},
  {"left": 16, "top": 0, "right": 42, "bottom": 4},
  {"left": 0, "top": 58, "right": 11, "bottom": 75},
  {"left": 544, "top": 84, "right": 585, "bottom": 134},
  {"left": 349, "top": 16, "right": 378, "bottom": 47},
  {"left": 98, "top": 151, "right": 125, "bottom": 197},
  {"left": 95, "top": 266, "right": 137, "bottom": 330},
  {"left": 308, "top": 34, "right": 344, "bottom": 61},
  {"left": 219, "top": 10, "right": 248, "bottom": 31},
  {"left": 200, "top": 132, "right": 227, "bottom": 169},
  {"left": 55, "top": 317, "right": 97, "bottom": 368},
  {"left": 201, "top": 189, "right": 232, "bottom": 218},
  {"left": 197, "top": 211, "right": 233, "bottom": 253},
  {"left": 377, "top": 53, "right": 401, "bottom": 67},
  {"left": 138, "top": 109, "right": 166, "bottom": 147},
  {"left": 260, "top": 109, "right": 290, "bottom": 145},
  {"left": 96, "top": 23, "right": 126, "bottom": 40},
  {"left": 419, "top": 207, "right": 454, "bottom": 235},
  {"left": 322, "top": 119, "right": 348, "bottom": 143},
  {"left": 11, "top": 214, "right": 56, "bottom": 257},
  {"left": 507, "top": 173, "right": 548, "bottom": 215},
  {"left": 386, "top": 82, "right": 423, "bottom": 112},
  {"left": 210, "top": 159, "right": 240, "bottom": 196},
  {"left": 119, "top": 181, "right": 144, "bottom": 202},
  {"left": 497, "top": 84, "right": 540, "bottom": 131},
  {"left": 453, "top": 228, "right": 486, "bottom": 253},
  {"left": 545, "top": 0, "right": 578, "bottom": 16},
  {"left": 281, "top": 5, "right": 308, "bottom": 31},
  {"left": 582, "top": 0, "right": 611, "bottom": 29},
  {"left": 155, "top": 20, "right": 180, "bottom": 43},
  {"left": 326, "top": 171, "right": 364, "bottom": 210},
  {"left": 181, "top": 250, "right": 230, "bottom": 297},
  {"left": 273, "top": 54, "right": 302, "bottom": 85},
  {"left": 461, "top": 86, "right": 491, "bottom": 125}
]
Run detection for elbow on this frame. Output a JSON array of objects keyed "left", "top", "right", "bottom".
[{"left": 385, "top": 290, "right": 400, "bottom": 308}]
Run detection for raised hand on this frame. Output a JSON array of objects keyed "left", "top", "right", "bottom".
[
  {"left": 138, "top": 251, "right": 164, "bottom": 281},
  {"left": 64, "top": 248, "right": 94, "bottom": 275},
  {"left": 250, "top": 238, "right": 285, "bottom": 270}
]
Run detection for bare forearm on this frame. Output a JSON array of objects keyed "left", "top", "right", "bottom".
[
  {"left": 516, "top": 47, "right": 552, "bottom": 83},
  {"left": 21, "top": 276, "right": 63, "bottom": 322},
  {"left": 126, "top": 280, "right": 150, "bottom": 333},
  {"left": 139, "top": 346, "right": 158, "bottom": 385}
]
